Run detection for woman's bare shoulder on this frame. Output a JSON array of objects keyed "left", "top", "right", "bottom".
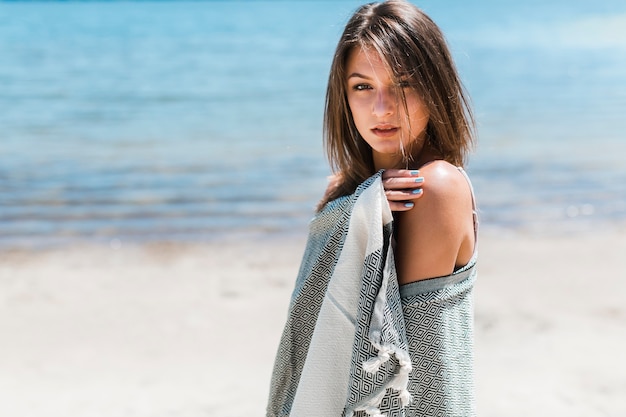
[
  {"left": 418, "top": 160, "right": 469, "bottom": 198},
  {"left": 401, "top": 161, "right": 472, "bottom": 235},
  {"left": 395, "top": 160, "right": 474, "bottom": 283}
]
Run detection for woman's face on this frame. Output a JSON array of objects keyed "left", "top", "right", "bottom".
[{"left": 345, "top": 47, "right": 430, "bottom": 169}]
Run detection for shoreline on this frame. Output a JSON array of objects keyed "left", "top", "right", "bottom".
[
  {"left": 1, "top": 230, "right": 625, "bottom": 416},
  {"left": 2, "top": 214, "right": 626, "bottom": 254}
]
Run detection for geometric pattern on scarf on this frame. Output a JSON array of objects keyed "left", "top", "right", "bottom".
[{"left": 267, "top": 171, "right": 477, "bottom": 417}]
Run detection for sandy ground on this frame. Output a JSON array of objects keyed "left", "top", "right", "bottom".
[{"left": 0, "top": 231, "right": 625, "bottom": 417}]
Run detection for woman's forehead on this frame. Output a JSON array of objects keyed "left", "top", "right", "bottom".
[
  {"left": 346, "top": 46, "right": 394, "bottom": 78},
  {"left": 347, "top": 44, "right": 417, "bottom": 81}
]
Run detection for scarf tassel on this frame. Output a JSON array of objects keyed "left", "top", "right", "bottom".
[{"left": 358, "top": 346, "right": 413, "bottom": 416}]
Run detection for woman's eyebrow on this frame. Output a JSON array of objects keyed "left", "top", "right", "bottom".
[{"left": 347, "top": 72, "right": 372, "bottom": 80}]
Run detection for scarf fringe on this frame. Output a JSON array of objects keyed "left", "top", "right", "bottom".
[{"left": 355, "top": 345, "right": 413, "bottom": 416}]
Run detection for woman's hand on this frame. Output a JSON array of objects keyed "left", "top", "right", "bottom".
[{"left": 382, "top": 169, "right": 424, "bottom": 211}]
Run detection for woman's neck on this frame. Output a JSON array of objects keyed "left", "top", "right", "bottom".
[
  {"left": 373, "top": 145, "right": 441, "bottom": 171},
  {"left": 373, "top": 152, "right": 404, "bottom": 171}
]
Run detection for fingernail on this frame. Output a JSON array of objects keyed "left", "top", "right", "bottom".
[
  {"left": 412, "top": 188, "right": 423, "bottom": 194},
  {"left": 414, "top": 177, "right": 424, "bottom": 183},
  {"left": 404, "top": 202, "right": 414, "bottom": 208},
  {"left": 410, "top": 170, "right": 420, "bottom": 176}
]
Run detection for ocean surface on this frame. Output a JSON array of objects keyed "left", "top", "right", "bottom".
[{"left": 1, "top": 0, "right": 626, "bottom": 248}]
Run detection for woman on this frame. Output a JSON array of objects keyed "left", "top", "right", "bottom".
[{"left": 268, "top": 1, "right": 477, "bottom": 416}]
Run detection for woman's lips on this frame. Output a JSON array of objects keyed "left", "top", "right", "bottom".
[{"left": 371, "top": 126, "right": 399, "bottom": 137}]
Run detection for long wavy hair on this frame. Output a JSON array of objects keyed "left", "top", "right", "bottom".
[{"left": 321, "top": 0, "right": 475, "bottom": 207}]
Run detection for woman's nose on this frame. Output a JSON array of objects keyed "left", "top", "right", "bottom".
[{"left": 373, "top": 87, "right": 395, "bottom": 117}]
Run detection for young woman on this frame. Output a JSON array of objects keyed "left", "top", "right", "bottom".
[{"left": 268, "top": 1, "right": 477, "bottom": 416}]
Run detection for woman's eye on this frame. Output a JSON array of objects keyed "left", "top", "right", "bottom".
[{"left": 353, "top": 84, "right": 372, "bottom": 91}]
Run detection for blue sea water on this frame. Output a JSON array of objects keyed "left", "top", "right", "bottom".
[{"left": 1, "top": 0, "right": 626, "bottom": 248}]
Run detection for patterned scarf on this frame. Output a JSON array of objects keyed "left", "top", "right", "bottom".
[{"left": 266, "top": 171, "right": 476, "bottom": 417}]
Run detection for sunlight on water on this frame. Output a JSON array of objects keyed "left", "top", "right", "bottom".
[{"left": 1, "top": 0, "right": 625, "bottom": 248}]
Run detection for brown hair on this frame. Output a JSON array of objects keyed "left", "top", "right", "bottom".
[{"left": 321, "top": 0, "right": 475, "bottom": 207}]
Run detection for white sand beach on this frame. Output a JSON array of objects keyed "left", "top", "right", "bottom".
[{"left": 1, "top": 230, "right": 625, "bottom": 417}]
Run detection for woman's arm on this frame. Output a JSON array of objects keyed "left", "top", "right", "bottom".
[{"left": 394, "top": 161, "right": 475, "bottom": 284}]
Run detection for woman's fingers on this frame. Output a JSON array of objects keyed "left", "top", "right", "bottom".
[
  {"left": 382, "top": 169, "right": 424, "bottom": 190},
  {"left": 382, "top": 169, "right": 425, "bottom": 211},
  {"left": 388, "top": 201, "right": 418, "bottom": 212},
  {"left": 385, "top": 188, "right": 423, "bottom": 201},
  {"left": 382, "top": 168, "right": 420, "bottom": 179},
  {"left": 386, "top": 193, "right": 422, "bottom": 211}
]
